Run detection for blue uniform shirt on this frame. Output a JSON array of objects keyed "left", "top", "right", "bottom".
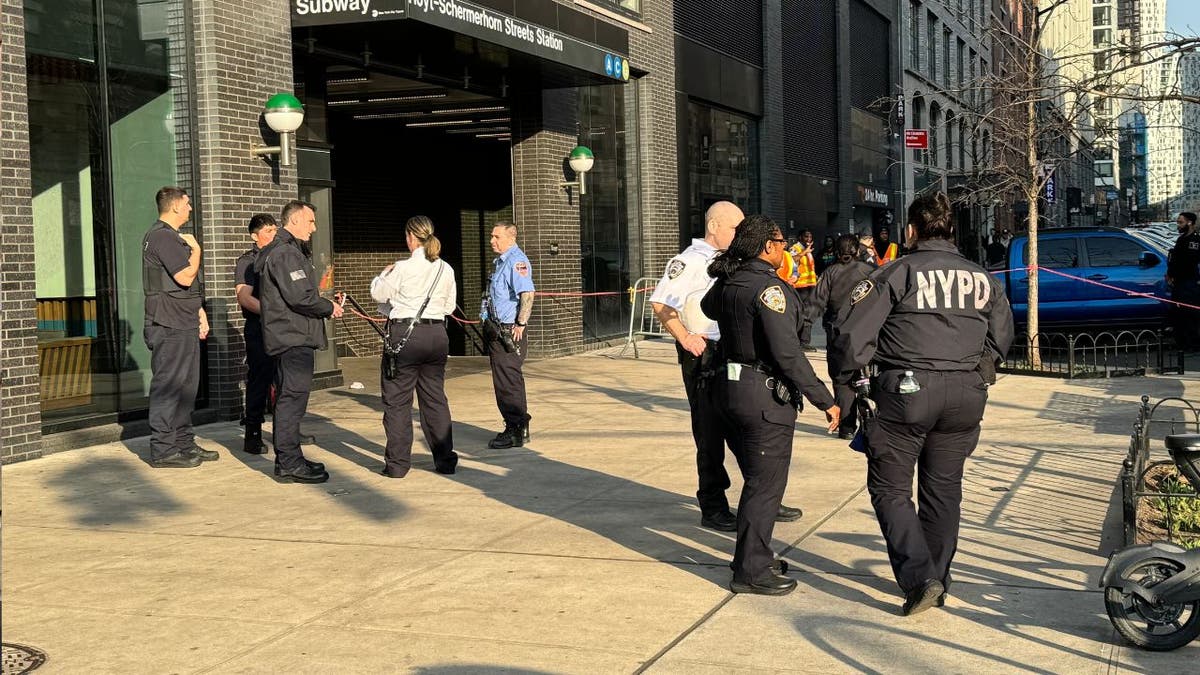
[{"left": 488, "top": 244, "right": 535, "bottom": 323}]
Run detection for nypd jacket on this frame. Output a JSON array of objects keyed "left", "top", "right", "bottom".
[
  {"left": 253, "top": 228, "right": 334, "bottom": 356},
  {"left": 809, "top": 258, "right": 877, "bottom": 328},
  {"left": 701, "top": 258, "right": 836, "bottom": 411},
  {"left": 827, "top": 239, "right": 1014, "bottom": 384}
]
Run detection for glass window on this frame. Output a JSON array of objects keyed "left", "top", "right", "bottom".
[
  {"left": 1031, "top": 239, "right": 1079, "bottom": 269},
  {"left": 1085, "top": 237, "right": 1144, "bottom": 267},
  {"left": 686, "top": 101, "right": 758, "bottom": 241},
  {"left": 943, "top": 27, "right": 951, "bottom": 85},
  {"left": 910, "top": 1, "right": 921, "bottom": 70},
  {"left": 579, "top": 84, "right": 640, "bottom": 341},
  {"left": 596, "top": 0, "right": 639, "bottom": 16},
  {"left": 927, "top": 12, "right": 937, "bottom": 76},
  {"left": 27, "top": 0, "right": 197, "bottom": 423}
]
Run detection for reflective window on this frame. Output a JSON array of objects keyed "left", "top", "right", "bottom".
[
  {"left": 1086, "top": 237, "right": 1144, "bottom": 267},
  {"left": 1030, "top": 239, "right": 1079, "bottom": 269},
  {"left": 26, "top": 0, "right": 197, "bottom": 424},
  {"left": 595, "top": 0, "right": 639, "bottom": 16},
  {"left": 686, "top": 101, "right": 758, "bottom": 239},
  {"left": 579, "top": 83, "right": 640, "bottom": 341}
]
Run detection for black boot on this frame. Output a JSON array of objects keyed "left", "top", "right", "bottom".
[
  {"left": 488, "top": 424, "right": 518, "bottom": 449},
  {"left": 243, "top": 424, "right": 267, "bottom": 455}
]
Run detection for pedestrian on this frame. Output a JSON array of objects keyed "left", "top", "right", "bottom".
[
  {"left": 827, "top": 192, "right": 1014, "bottom": 616},
  {"left": 858, "top": 232, "right": 877, "bottom": 266},
  {"left": 234, "top": 213, "right": 278, "bottom": 455},
  {"left": 816, "top": 235, "right": 837, "bottom": 275},
  {"left": 254, "top": 200, "right": 344, "bottom": 483},
  {"left": 785, "top": 229, "right": 818, "bottom": 351},
  {"left": 370, "top": 215, "right": 459, "bottom": 477},
  {"left": 142, "top": 186, "right": 217, "bottom": 468},
  {"left": 701, "top": 214, "right": 840, "bottom": 596},
  {"left": 874, "top": 226, "right": 900, "bottom": 265},
  {"left": 809, "top": 234, "right": 876, "bottom": 439},
  {"left": 483, "top": 221, "right": 535, "bottom": 448},
  {"left": 1167, "top": 212, "right": 1200, "bottom": 351},
  {"left": 650, "top": 201, "right": 806, "bottom": 532},
  {"left": 985, "top": 234, "right": 1006, "bottom": 269}
]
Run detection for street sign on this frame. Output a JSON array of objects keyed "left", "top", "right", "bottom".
[
  {"left": 904, "top": 129, "right": 929, "bottom": 149},
  {"left": 1106, "top": 188, "right": 1119, "bottom": 201}
]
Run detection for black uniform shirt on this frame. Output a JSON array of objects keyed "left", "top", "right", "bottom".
[
  {"left": 234, "top": 247, "right": 262, "bottom": 338},
  {"left": 253, "top": 228, "right": 334, "bottom": 356},
  {"left": 142, "top": 220, "right": 201, "bottom": 329},
  {"left": 810, "top": 259, "right": 877, "bottom": 328},
  {"left": 1168, "top": 230, "right": 1200, "bottom": 283},
  {"left": 828, "top": 239, "right": 1015, "bottom": 384},
  {"left": 701, "top": 258, "right": 836, "bottom": 411}
]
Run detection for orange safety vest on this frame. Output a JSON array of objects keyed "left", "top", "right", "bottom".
[
  {"left": 793, "top": 246, "right": 817, "bottom": 288},
  {"left": 877, "top": 242, "right": 899, "bottom": 266}
]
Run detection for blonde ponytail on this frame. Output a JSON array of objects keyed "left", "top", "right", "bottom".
[{"left": 405, "top": 215, "right": 441, "bottom": 261}]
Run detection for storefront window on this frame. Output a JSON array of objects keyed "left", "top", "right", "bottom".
[
  {"left": 595, "top": 0, "right": 639, "bottom": 17},
  {"left": 26, "top": 0, "right": 197, "bottom": 425},
  {"left": 686, "top": 101, "right": 758, "bottom": 239},
  {"left": 579, "top": 83, "right": 639, "bottom": 341}
]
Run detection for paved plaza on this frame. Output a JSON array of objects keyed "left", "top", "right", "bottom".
[{"left": 3, "top": 341, "right": 1199, "bottom": 673}]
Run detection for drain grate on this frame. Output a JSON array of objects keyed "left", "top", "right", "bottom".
[{"left": 2, "top": 644, "right": 47, "bottom": 674}]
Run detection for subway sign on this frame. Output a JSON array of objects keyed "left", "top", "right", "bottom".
[{"left": 292, "top": 0, "right": 631, "bottom": 82}]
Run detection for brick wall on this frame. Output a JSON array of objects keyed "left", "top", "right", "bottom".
[
  {"left": 0, "top": 0, "right": 41, "bottom": 463},
  {"left": 333, "top": 251, "right": 404, "bottom": 357},
  {"left": 191, "top": 0, "right": 300, "bottom": 420},
  {"left": 512, "top": 88, "right": 583, "bottom": 357},
  {"left": 627, "top": 0, "right": 679, "bottom": 283}
]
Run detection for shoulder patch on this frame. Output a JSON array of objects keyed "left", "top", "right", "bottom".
[
  {"left": 666, "top": 259, "right": 686, "bottom": 279},
  {"left": 289, "top": 269, "right": 307, "bottom": 281},
  {"left": 850, "top": 279, "right": 874, "bottom": 305},
  {"left": 514, "top": 261, "right": 530, "bottom": 277},
  {"left": 759, "top": 285, "right": 787, "bottom": 313}
]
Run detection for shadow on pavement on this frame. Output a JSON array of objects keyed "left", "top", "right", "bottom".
[{"left": 45, "top": 456, "right": 187, "bottom": 527}]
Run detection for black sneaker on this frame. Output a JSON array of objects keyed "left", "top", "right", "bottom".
[
  {"left": 185, "top": 446, "right": 220, "bottom": 462},
  {"left": 488, "top": 426, "right": 517, "bottom": 449},
  {"left": 701, "top": 510, "right": 737, "bottom": 532},
  {"left": 151, "top": 452, "right": 202, "bottom": 469},
  {"left": 274, "top": 463, "right": 329, "bottom": 483},
  {"left": 902, "top": 579, "right": 944, "bottom": 616}
]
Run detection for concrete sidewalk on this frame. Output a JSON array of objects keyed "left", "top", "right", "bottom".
[{"left": 3, "top": 341, "right": 1198, "bottom": 673}]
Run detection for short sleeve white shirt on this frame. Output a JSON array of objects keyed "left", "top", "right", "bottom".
[{"left": 648, "top": 239, "right": 721, "bottom": 341}]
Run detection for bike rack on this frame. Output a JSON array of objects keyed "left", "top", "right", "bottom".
[{"left": 1120, "top": 395, "right": 1200, "bottom": 546}]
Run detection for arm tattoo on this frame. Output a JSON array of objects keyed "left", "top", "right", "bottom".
[{"left": 517, "top": 292, "right": 534, "bottom": 325}]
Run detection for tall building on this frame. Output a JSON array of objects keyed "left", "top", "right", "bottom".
[
  {"left": 901, "top": 0, "right": 994, "bottom": 259},
  {"left": 1147, "top": 50, "right": 1200, "bottom": 215}
]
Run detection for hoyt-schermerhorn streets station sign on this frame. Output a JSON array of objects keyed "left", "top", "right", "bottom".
[{"left": 292, "top": 0, "right": 632, "bottom": 82}]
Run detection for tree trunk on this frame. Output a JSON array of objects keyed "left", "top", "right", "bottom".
[{"left": 1026, "top": 80, "right": 1042, "bottom": 369}]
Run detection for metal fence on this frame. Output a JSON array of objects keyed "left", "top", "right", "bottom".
[
  {"left": 619, "top": 277, "right": 669, "bottom": 358},
  {"left": 1119, "top": 396, "right": 1200, "bottom": 546},
  {"left": 999, "top": 330, "right": 1185, "bottom": 379}
]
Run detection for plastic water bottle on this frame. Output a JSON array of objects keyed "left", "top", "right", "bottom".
[{"left": 898, "top": 370, "right": 921, "bottom": 394}]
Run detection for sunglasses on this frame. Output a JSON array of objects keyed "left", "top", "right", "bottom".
[{"left": 768, "top": 238, "right": 787, "bottom": 244}]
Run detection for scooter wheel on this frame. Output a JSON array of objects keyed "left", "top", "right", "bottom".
[{"left": 1104, "top": 557, "right": 1200, "bottom": 651}]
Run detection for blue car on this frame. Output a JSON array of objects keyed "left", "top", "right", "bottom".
[{"left": 1003, "top": 227, "right": 1171, "bottom": 328}]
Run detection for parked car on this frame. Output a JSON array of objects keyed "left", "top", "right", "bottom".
[{"left": 1002, "top": 227, "right": 1171, "bottom": 329}]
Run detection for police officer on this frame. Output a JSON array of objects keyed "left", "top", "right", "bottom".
[
  {"left": 483, "top": 221, "right": 535, "bottom": 449},
  {"left": 828, "top": 192, "right": 1014, "bottom": 616},
  {"left": 1167, "top": 211, "right": 1200, "bottom": 351},
  {"left": 809, "top": 234, "right": 876, "bottom": 439},
  {"left": 370, "top": 216, "right": 459, "bottom": 477},
  {"left": 255, "top": 200, "right": 344, "bottom": 483},
  {"left": 701, "top": 215, "right": 840, "bottom": 596},
  {"left": 234, "top": 213, "right": 278, "bottom": 454},
  {"left": 651, "top": 201, "right": 805, "bottom": 532},
  {"left": 142, "top": 186, "right": 218, "bottom": 468}
]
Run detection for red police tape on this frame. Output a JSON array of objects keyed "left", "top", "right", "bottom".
[{"left": 990, "top": 265, "right": 1200, "bottom": 311}]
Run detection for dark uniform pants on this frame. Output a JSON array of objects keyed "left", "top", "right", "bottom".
[
  {"left": 796, "top": 286, "right": 815, "bottom": 346},
  {"left": 865, "top": 369, "right": 988, "bottom": 594},
  {"left": 677, "top": 342, "right": 732, "bottom": 517},
  {"left": 382, "top": 322, "right": 457, "bottom": 476},
  {"left": 146, "top": 325, "right": 200, "bottom": 462},
  {"left": 274, "top": 346, "right": 315, "bottom": 472},
  {"left": 824, "top": 322, "right": 858, "bottom": 434},
  {"left": 716, "top": 370, "right": 796, "bottom": 583},
  {"left": 244, "top": 330, "right": 274, "bottom": 426},
  {"left": 1170, "top": 281, "right": 1200, "bottom": 350},
  {"left": 487, "top": 326, "right": 529, "bottom": 427}
]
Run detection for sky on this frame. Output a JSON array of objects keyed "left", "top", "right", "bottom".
[{"left": 1169, "top": 0, "right": 1200, "bottom": 37}]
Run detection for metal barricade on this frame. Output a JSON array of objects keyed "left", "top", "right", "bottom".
[{"left": 618, "top": 277, "right": 668, "bottom": 358}]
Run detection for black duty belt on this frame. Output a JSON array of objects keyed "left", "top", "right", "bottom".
[
  {"left": 391, "top": 318, "right": 443, "bottom": 325},
  {"left": 729, "top": 361, "right": 777, "bottom": 377}
]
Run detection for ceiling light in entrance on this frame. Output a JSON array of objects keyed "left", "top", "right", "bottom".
[
  {"left": 431, "top": 106, "right": 507, "bottom": 115},
  {"left": 369, "top": 93, "right": 448, "bottom": 103},
  {"left": 406, "top": 119, "right": 477, "bottom": 128},
  {"left": 327, "top": 99, "right": 361, "bottom": 106},
  {"left": 327, "top": 75, "right": 369, "bottom": 85},
  {"left": 446, "top": 126, "right": 511, "bottom": 135},
  {"left": 476, "top": 133, "right": 511, "bottom": 139},
  {"left": 353, "top": 112, "right": 426, "bottom": 120}
]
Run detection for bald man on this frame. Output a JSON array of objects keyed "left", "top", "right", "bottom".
[{"left": 651, "top": 202, "right": 804, "bottom": 532}]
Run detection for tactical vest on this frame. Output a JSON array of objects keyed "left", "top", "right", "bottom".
[
  {"left": 877, "top": 242, "right": 900, "bottom": 266},
  {"left": 142, "top": 225, "right": 199, "bottom": 299}
]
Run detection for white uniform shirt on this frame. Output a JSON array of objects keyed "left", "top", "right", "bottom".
[
  {"left": 648, "top": 238, "right": 721, "bottom": 341},
  {"left": 369, "top": 247, "right": 457, "bottom": 319}
]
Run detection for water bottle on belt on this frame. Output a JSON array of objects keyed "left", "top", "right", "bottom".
[{"left": 898, "top": 370, "right": 921, "bottom": 394}]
